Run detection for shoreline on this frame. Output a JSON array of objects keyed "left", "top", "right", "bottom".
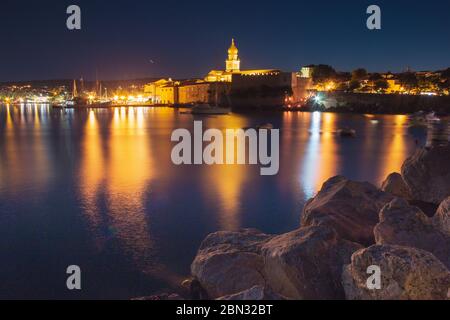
[
  {"left": 141, "top": 143, "right": 450, "bottom": 301},
  {"left": 36, "top": 104, "right": 450, "bottom": 116},
  {"left": 1, "top": 100, "right": 448, "bottom": 116}
]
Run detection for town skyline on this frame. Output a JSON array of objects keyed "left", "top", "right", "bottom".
[
  {"left": 1, "top": 46, "right": 449, "bottom": 84},
  {"left": 3, "top": 38, "right": 450, "bottom": 111}
]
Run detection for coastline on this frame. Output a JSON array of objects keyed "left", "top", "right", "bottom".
[
  {"left": 44, "top": 93, "right": 450, "bottom": 116},
  {"left": 141, "top": 143, "right": 450, "bottom": 301}
]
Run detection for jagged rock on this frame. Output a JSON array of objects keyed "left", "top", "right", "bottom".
[
  {"left": 181, "top": 278, "right": 209, "bottom": 300},
  {"left": 191, "top": 229, "right": 273, "bottom": 299},
  {"left": 374, "top": 198, "right": 450, "bottom": 268},
  {"left": 216, "top": 285, "right": 286, "bottom": 300},
  {"left": 434, "top": 196, "right": 450, "bottom": 235},
  {"left": 342, "top": 245, "right": 450, "bottom": 300},
  {"left": 261, "top": 225, "right": 362, "bottom": 299},
  {"left": 301, "top": 176, "right": 394, "bottom": 245},
  {"left": 381, "top": 172, "right": 412, "bottom": 199},
  {"left": 401, "top": 146, "right": 450, "bottom": 204},
  {"left": 191, "top": 226, "right": 362, "bottom": 300},
  {"left": 409, "top": 200, "right": 439, "bottom": 218}
]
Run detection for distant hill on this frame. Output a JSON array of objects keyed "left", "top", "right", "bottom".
[{"left": 0, "top": 78, "right": 162, "bottom": 89}]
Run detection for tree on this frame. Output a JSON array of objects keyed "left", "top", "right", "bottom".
[
  {"left": 368, "top": 73, "right": 382, "bottom": 81},
  {"left": 437, "top": 79, "right": 450, "bottom": 92},
  {"left": 398, "top": 72, "right": 418, "bottom": 92},
  {"left": 374, "top": 79, "right": 389, "bottom": 92},
  {"left": 352, "top": 68, "right": 368, "bottom": 81},
  {"left": 348, "top": 80, "right": 361, "bottom": 92},
  {"left": 311, "top": 65, "right": 337, "bottom": 84},
  {"left": 440, "top": 68, "right": 450, "bottom": 80},
  {"left": 336, "top": 72, "right": 352, "bottom": 82}
]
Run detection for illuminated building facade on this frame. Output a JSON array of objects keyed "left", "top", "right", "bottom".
[
  {"left": 178, "top": 80, "right": 229, "bottom": 105},
  {"left": 144, "top": 79, "right": 179, "bottom": 104},
  {"left": 226, "top": 38, "right": 240, "bottom": 73},
  {"left": 300, "top": 66, "right": 314, "bottom": 78},
  {"left": 145, "top": 38, "right": 310, "bottom": 107},
  {"left": 205, "top": 39, "right": 290, "bottom": 83},
  {"left": 178, "top": 80, "right": 210, "bottom": 104}
]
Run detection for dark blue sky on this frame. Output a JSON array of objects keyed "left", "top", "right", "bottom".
[{"left": 1, "top": 0, "right": 449, "bottom": 81}]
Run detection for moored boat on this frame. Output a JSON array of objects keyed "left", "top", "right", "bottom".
[
  {"left": 191, "top": 103, "right": 231, "bottom": 115},
  {"left": 338, "top": 127, "right": 356, "bottom": 137}
]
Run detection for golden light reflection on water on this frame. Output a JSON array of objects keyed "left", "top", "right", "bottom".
[
  {"left": 200, "top": 115, "right": 250, "bottom": 230},
  {"left": 298, "top": 113, "right": 412, "bottom": 198},
  {"left": 78, "top": 108, "right": 156, "bottom": 271},
  {"left": 78, "top": 107, "right": 201, "bottom": 286},
  {"left": 0, "top": 105, "right": 50, "bottom": 193},
  {"left": 379, "top": 115, "right": 409, "bottom": 181},
  {"left": 79, "top": 110, "right": 105, "bottom": 246},
  {"left": 301, "top": 112, "right": 339, "bottom": 199},
  {"left": 107, "top": 107, "right": 153, "bottom": 255},
  {"left": 0, "top": 106, "right": 418, "bottom": 293}
]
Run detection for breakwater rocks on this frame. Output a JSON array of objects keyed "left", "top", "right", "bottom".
[{"left": 189, "top": 145, "right": 450, "bottom": 300}]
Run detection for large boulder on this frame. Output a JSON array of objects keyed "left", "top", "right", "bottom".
[
  {"left": 261, "top": 225, "right": 362, "bottom": 299},
  {"left": 342, "top": 245, "right": 450, "bottom": 300},
  {"left": 401, "top": 146, "right": 450, "bottom": 204},
  {"left": 374, "top": 198, "right": 450, "bottom": 268},
  {"left": 434, "top": 196, "right": 450, "bottom": 235},
  {"left": 301, "top": 176, "right": 394, "bottom": 245},
  {"left": 191, "top": 229, "right": 273, "bottom": 299},
  {"left": 191, "top": 226, "right": 362, "bottom": 300},
  {"left": 216, "top": 285, "right": 286, "bottom": 300},
  {"left": 381, "top": 172, "right": 412, "bottom": 200}
]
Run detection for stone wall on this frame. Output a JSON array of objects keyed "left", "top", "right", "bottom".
[{"left": 325, "top": 92, "right": 450, "bottom": 114}]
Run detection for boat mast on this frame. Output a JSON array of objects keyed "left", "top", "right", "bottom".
[{"left": 72, "top": 79, "right": 78, "bottom": 98}]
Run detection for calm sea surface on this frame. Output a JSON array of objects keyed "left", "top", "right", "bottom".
[{"left": 0, "top": 105, "right": 426, "bottom": 299}]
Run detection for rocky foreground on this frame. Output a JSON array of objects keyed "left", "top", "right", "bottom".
[{"left": 146, "top": 145, "right": 450, "bottom": 300}]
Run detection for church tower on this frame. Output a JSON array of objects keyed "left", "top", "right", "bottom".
[{"left": 226, "top": 38, "right": 240, "bottom": 73}]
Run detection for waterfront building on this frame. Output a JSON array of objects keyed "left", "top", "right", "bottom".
[
  {"left": 206, "top": 39, "right": 310, "bottom": 107},
  {"left": 177, "top": 80, "right": 209, "bottom": 104},
  {"left": 205, "top": 39, "right": 285, "bottom": 83},
  {"left": 226, "top": 38, "right": 240, "bottom": 73},
  {"left": 381, "top": 74, "right": 403, "bottom": 94},
  {"left": 156, "top": 82, "right": 179, "bottom": 105},
  {"left": 178, "top": 80, "right": 229, "bottom": 105},
  {"left": 231, "top": 71, "right": 311, "bottom": 108},
  {"left": 300, "top": 66, "right": 314, "bottom": 78},
  {"left": 144, "top": 78, "right": 179, "bottom": 104},
  {"left": 145, "top": 38, "right": 310, "bottom": 107},
  {"left": 205, "top": 39, "right": 241, "bottom": 82}
]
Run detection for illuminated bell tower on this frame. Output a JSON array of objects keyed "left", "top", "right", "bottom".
[{"left": 226, "top": 38, "right": 240, "bottom": 73}]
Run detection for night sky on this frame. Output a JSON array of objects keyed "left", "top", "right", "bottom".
[{"left": 1, "top": 0, "right": 450, "bottom": 81}]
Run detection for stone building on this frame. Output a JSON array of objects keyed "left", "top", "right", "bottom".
[
  {"left": 231, "top": 71, "right": 311, "bottom": 108},
  {"left": 144, "top": 38, "right": 310, "bottom": 107},
  {"left": 178, "top": 80, "right": 230, "bottom": 105},
  {"left": 144, "top": 78, "right": 179, "bottom": 104},
  {"left": 205, "top": 39, "right": 241, "bottom": 83}
]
